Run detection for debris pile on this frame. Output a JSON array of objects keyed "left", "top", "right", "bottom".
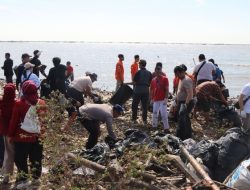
[{"left": 0, "top": 82, "right": 248, "bottom": 189}]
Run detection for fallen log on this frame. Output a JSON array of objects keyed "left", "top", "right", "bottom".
[{"left": 179, "top": 145, "right": 220, "bottom": 190}]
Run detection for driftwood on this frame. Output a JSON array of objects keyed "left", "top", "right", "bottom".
[
  {"left": 67, "top": 153, "right": 106, "bottom": 173},
  {"left": 167, "top": 154, "right": 200, "bottom": 183},
  {"left": 67, "top": 153, "right": 180, "bottom": 189},
  {"left": 179, "top": 145, "right": 220, "bottom": 190}
]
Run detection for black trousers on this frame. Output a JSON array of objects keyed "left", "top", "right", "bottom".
[
  {"left": 80, "top": 119, "right": 100, "bottom": 149},
  {"left": 132, "top": 92, "right": 149, "bottom": 122},
  {"left": 5, "top": 75, "right": 13, "bottom": 83},
  {"left": 0, "top": 136, "right": 4, "bottom": 167},
  {"left": 176, "top": 100, "right": 194, "bottom": 140},
  {"left": 66, "top": 87, "right": 84, "bottom": 116},
  {"left": 14, "top": 140, "right": 43, "bottom": 181},
  {"left": 197, "top": 79, "right": 211, "bottom": 86}
]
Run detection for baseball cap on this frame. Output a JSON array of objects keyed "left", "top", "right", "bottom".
[
  {"left": 24, "top": 62, "right": 35, "bottom": 69},
  {"left": 22, "top": 53, "right": 32, "bottom": 59},
  {"left": 113, "top": 104, "right": 124, "bottom": 114}
]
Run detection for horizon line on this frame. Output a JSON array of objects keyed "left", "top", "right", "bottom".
[{"left": 0, "top": 40, "right": 250, "bottom": 46}]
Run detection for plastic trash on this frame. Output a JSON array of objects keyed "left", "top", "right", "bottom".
[
  {"left": 214, "top": 128, "right": 250, "bottom": 182},
  {"left": 183, "top": 138, "right": 197, "bottom": 152},
  {"left": 80, "top": 143, "right": 110, "bottom": 164},
  {"left": 190, "top": 140, "right": 219, "bottom": 172},
  {"left": 226, "top": 158, "right": 250, "bottom": 190},
  {"left": 73, "top": 166, "right": 95, "bottom": 176}
]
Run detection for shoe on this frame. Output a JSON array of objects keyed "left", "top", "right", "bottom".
[
  {"left": 164, "top": 129, "right": 170, "bottom": 134},
  {"left": 15, "top": 180, "right": 31, "bottom": 189}
]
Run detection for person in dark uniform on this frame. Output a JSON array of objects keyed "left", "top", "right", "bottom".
[
  {"left": 2, "top": 53, "right": 14, "bottom": 83},
  {"left": 47, "top": 57, "right": 67, "bottom": 95}
]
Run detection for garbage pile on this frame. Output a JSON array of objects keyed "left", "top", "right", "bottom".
[
  {"left": 189, "top": 127, "right": 250, "bottom": 182},
  {"left": 39, "top": 87, "right": 249, "bottom": 190},
  {"left": 63, "top": 127, "right": 242, "bottom": 190}
]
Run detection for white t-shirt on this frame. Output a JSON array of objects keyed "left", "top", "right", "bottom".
[
  {"left": 70, "top": 76, "right": 92, "bottom": 92},
  {"left": 241, "top": 83, "right": 250, "bottom": 113},
  {"left": 193, "top": 61, "right": 216, "bottom": 81}
]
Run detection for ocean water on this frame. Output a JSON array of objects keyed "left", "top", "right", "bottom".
[{"left": 0, "top": 42, "right": 250, "bottom": 96}]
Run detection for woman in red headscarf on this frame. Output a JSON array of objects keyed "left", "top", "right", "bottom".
[
  {"left": 0, "top": 83, "right": 16, "bottom": 183},
  {"left": 8, "top": 80, "right": 46, "bottom": 187}
]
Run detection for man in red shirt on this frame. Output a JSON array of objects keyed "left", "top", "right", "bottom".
[
  {"left": 150, "top": 65, "right": 170, "bottom": 133},
  {"left": 115, "top": 54, "right": 124, "bottom": 91},
  {"left": 66, "top": 61, "right": 74, "bottom": 81}
]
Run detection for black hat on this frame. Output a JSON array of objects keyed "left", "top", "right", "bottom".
[
  {"left": 22, "top": 53, "right": 32, "bottom": 59},
  {"left": 33, "top": 50, "right": 42, "bottom": 56}
]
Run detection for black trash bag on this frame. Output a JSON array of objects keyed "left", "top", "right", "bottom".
[
  {"left": 214, "top": 128, "right": 250, "bottom": 182},
  {"left": 109, "top": 85, "right": 133, "bottom": 105},
  {"left": 217, "top": 108, "right": 241, "bottom": 127},
  {"left": 152, "top": 132, "right": 182, "bottom": 154},
  {"left": 190, "top": 140, "right": 219, "bottom": 174},
  {"left": 123, "top": 129, "right": 150, "bottom": 146},
  {"left": 105, "top": 135, "right": 118, "bottom": 149},
  {"left": 80, "top": 143, "right": 110, "bottom": 164},
  {"left": 92, "top": 93, "right": 103, "bottom": 104},
  {"left": 213, "top": 103, "right": 242, "bottom": 127}
]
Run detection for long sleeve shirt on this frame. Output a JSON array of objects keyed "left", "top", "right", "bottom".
[
  {"left": 115, "top": 60, "right": 124, "bottom": 81},
  {"left": 79, "top": 104, "right": 116, "bottom": 139}
]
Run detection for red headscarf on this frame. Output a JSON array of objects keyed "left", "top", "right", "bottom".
[
  {"left": 0, "top": 83, "right": 16, "bottom": 134},
  {"left": 21, "top": 80, "right": 39, "bottom": 105}
]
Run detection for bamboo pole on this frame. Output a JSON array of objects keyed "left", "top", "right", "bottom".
[{"left": 179, "top": 145, "right": 220, "bottom": 190}]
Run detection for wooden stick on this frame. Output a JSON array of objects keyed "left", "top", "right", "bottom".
[
  {"left": 179, "top": 145, "right": 220, "bottom": 190},
  {"left": 167, "top": 154, "right": 200, "bottom": 183},
  {"left": 66, "top": 153, "right": 106, "bottom": 173}
]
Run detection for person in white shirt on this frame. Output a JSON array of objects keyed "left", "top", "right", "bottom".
[
  {"left": 193, "top": 54, "right": 216, "bottom": 86},
  {"left": 66, "top": 72, "right": 98, "bottom": 118},
  {"left": 67, "top": 73, "right": 97, "bottom": 105},
  {"left": 239, "top": 83, "right": 250, "bottom": 131}
]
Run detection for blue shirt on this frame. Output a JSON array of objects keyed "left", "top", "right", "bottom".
[
  {"left": 21, "top": 70, "right": 41, "bottom": 88},
  {"left": 213, "top": 66, "right": 222, "bottom": 81}
]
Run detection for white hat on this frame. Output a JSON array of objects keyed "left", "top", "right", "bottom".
[{"left": 24, "top": 62, "right": 35, "bottom": 69}]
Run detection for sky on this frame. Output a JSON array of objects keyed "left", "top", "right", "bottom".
[{"left": 0, "top": 0, "right": 250, "bottom": 44}]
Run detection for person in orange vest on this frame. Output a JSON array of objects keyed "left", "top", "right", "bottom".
[
  {"left": 115, "top": 54, "right": 124, "bottom": 91},
  {"left": 130, "top": 55, "right": 140, "bottom": 81}
]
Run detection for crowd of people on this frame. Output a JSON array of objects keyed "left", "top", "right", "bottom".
[{"left": 0, "top": 50, "right": 249, "bottom": 189}]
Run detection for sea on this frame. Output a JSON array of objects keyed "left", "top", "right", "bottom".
[{"left": 0, "top": 42, "right": 250, "bottom": 97}]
